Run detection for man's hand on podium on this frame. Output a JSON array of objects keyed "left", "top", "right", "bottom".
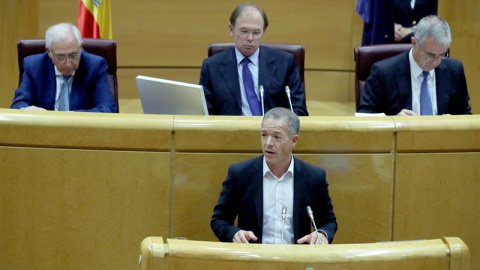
[
  {"left": 297, "top": 231, "right": 328, "bottom": 245},
  {"left": 233, "top": 230, "right": 258, "bottom": 244}
]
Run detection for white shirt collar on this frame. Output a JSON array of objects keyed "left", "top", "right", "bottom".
[
  {"left": 54, "top": 66, "right": 75, "bottom": 78},
  {"left": 235, "top": 47, "right": 260, "bottom": 67},
  {"left": 262, "top": 155, "right": 294, "bottom": 180},
  {"left": 409, "top": 49, "right": 433, "bottom": 78}
]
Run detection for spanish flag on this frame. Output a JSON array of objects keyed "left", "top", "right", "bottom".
[{"left": 77, "top": 0, "right": 112, "bottom": 39}]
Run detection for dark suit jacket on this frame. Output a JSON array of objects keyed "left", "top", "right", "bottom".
[
  {"left": 394, "top": 0, "right": 438, "bottom": 43},
  {"left": 199, "top": 46, "right": 308, "bottom": 116},
  {"left": 11, "top": 51, "right": 117, "bottom": 113},
  {"left": 357, "top": 51, "right": 471, "bottom": 115},
  {"left": 211, "top": 156, "right": 337, "bottom": 244}
]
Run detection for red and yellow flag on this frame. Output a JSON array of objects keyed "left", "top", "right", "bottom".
[{"left": 77, "top": 0, "right": 112, "bottom": 39}]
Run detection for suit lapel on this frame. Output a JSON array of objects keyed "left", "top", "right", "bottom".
[
  {"left": 258, "top": 47, "right": 276, "bottom": 98},
  {"left": 435, "top": 63, "right": 449, "bottom": 114},
  {"left": 69, "top": 54, "right": 86, "bottom": 111},
  {"left": 220, "top": 49, "right": 243, "bottom": 111},
  {"left": 396, "top": 53, "right": 413, "bottom": 110},
  {"left": 292, "top": 157, "right": 304, "bottom": 241},
  {"left": 45, "top": 60, "right": 57, "bottom": 110},
  {"left": 250, "top": 157, "right": 264, "bottom": 233}
]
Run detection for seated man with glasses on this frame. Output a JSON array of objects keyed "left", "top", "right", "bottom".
[
  {"left": 358, "top": 15, "right": 471, "bottom": 116},
  {"left": 199, "top": 2, "right": 308, "bottom": 116},
  {"left": 11, "top": 23, "right": 116, "bottom": 112}
]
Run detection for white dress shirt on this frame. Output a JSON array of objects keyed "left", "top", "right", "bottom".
[
  {"left": 409, "top": 49, "right": 437, "bottom": 115},
  {"left": 262, "top": 156, "right": 294, "bottom": 244}
]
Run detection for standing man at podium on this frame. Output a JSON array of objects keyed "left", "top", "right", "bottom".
[
  {"left": 199, "top": 3, "right": 308, "bottom": 116},
  {"left": 211, "top": 108, "right": 337, "bottom": 244}
]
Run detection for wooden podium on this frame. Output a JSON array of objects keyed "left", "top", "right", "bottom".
[{"left": 139, "top": 237, "right": 470, "bottom": 270}]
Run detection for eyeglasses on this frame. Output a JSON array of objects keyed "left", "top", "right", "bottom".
[
  {"left": 417, "top": 42, "right": 448, "bottom": 62},
  {"left": 237, "top": 28, "right": 263, "bottom": 38},
  {"left": 51, "top": 51, "right": 81, "bottom": 62}
]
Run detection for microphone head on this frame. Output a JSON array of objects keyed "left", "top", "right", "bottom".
[
  {"left": 285, "top": 86, "right": 291, "bottom": 95},
  {"left": 306, "top": 206, "right": 314, "bottom": 220},
  {"left": 260, "top": 85, "right": 264, "bottom": 94}
]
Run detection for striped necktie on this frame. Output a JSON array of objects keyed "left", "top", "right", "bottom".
[
  {"left": 420, "top": 71, "right": 433, "bottom": 115},
  {"left": 58, "top": 75, "right": 71, "bottom": 111},
  {"left": 241, "top": 58, "right": 261, "bottom": 116}
]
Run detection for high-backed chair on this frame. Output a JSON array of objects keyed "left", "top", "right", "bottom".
[
  {"left": 207, "top": 43, "right": 305, "bottom": 84},
  {"left": 17, "top": 38, "right": 119, "bottom": 112},
  {"left": 353, "top": 44, "right": 412, "bottom": 110}
]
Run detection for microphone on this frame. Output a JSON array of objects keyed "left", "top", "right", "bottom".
[
  {"left": 281, "top": 206, "right": 287, "bottom": 244},
  {"left": 306, "top": 206, "right": 321, "bottom": 245},
  {"left": 285, "top": 86, "right": 294, "bottom": 113},
  {"left": 260, "top": 85, "right": 265, "bottom": 116}
]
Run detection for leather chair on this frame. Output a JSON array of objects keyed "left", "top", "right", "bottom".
[
  {"left": 207, "top": 43, "right": 305, "bottom": 84},
  {"left": 353, "top": 44, "right": 412, "bottom": 110},
  {"left": 17, "top": 38, "right": 119, "bottom": 112}
]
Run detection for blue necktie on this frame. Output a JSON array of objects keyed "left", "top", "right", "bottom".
[
  {"left": 420, "top": 71, "right": 433, "bottom": 115},
  {"left": 241, "top": 58, "right": 262, "bottom": 116},
  {"left": 58, "top": 75, "right": 70, "bottom": 111}
]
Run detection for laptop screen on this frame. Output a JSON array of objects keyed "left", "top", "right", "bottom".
[{"left": 136, "top": 75, "right": 208, "bottom": 115}]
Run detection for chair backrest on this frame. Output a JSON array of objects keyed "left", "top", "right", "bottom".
[
  {"left": 353, "top": 44, "right": 412, "bottom": 109},
  {"left": 17, "top": 38, "right": 119, "bottom": 112},
  {"left": 207, "top": 43, "right": 305, "bottom": 84}
]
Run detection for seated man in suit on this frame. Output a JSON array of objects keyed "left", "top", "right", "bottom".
[
  {"left": 358, "top": 15, "right": 471, "bottom": 116},
  {"left": 11, "top": 23, "right": 117, "bottom": 113},
  {"left": 199, "top": 3, "right": 308, "bottom": 116},
  {"left": 211, "top": 107, "right": 337, "bottom": 245}
]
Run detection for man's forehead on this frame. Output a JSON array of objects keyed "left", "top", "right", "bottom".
[{"left": 262, "top": 119, "right": 288, "bottom": 130}]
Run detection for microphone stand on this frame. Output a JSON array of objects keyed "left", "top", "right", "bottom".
[
  {"left": 307, "top": 206, "right": 321, "bottom": 245},
  {"left": 281, "top": 206, "right": 287, "bottom": 244},
  {"left": 260, "top": 85, "right": 265, "bottom": 116}
]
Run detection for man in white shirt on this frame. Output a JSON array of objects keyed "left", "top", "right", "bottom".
[{"left": 211, "top": 107, "right": 337, "bottom": 244}]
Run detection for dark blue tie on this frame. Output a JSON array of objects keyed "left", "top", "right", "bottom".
[
  {"left": 58, "top": 75, "right": 71, "bottom": 111},
  {"left": 241, "top": 58, "right": 261, "bottom": 116},
  {"left": 420, "top": 71, "right": 433, "bottom": 115}
]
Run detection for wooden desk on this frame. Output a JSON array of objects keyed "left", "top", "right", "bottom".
[{"left": 139, "top": 237, "right": 470, "bottom": 270}]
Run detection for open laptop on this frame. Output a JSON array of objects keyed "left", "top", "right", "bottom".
[{"left": 136, "top": 75, "right": 209, "bottom": 115}]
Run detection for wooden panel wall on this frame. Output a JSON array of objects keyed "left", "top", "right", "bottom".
[
  {"left": 0, "top": 0, "right": 38, "bottom": 110},
  {"left": 1, "top": 0, "right": 478, "bottom": 113}
]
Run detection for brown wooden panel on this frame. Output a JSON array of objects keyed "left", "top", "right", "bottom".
[
  {"left": 394, "top": 115, "right": 480, "bottom": 152},
  {"left": 172, "top": 153, "right": 258, "bottom": 241},
  {"left": 0, "top": 109, "right": 173, "bottom": 151},
  {"left": 438, "top": 0, "right": 480, "bottom": 114},
  {"left": 298, "top": 117, "right": 395, "bottom": 153},
  {"left": 0, "top": 0, "right": 39, "bottom": 109},
  {"left": 173, "top": 116, "right": 395, "bottom": 153},
  {"left": 394, "top": 153, "right": 479, "bottom": 269},
  {"left": 0, "top": 147, "right": 170, "bottom": 270},
  {"left": 300, "top": 154, "right": 393, "bottom": 244}
]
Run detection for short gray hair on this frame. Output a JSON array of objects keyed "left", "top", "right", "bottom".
[
  {"left": 45, "top": 23, "right": 82, "bottom": 49},
  {"left": 263, "top": 107, "right": 300, "bottom": 138},
  {"left": 414, "top": 15, "right": 451, "bottom": 47}
]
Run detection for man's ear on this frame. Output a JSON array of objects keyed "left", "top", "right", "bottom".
[{"left": 228, "top": 23, "right": 234, "bottom": 37}]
